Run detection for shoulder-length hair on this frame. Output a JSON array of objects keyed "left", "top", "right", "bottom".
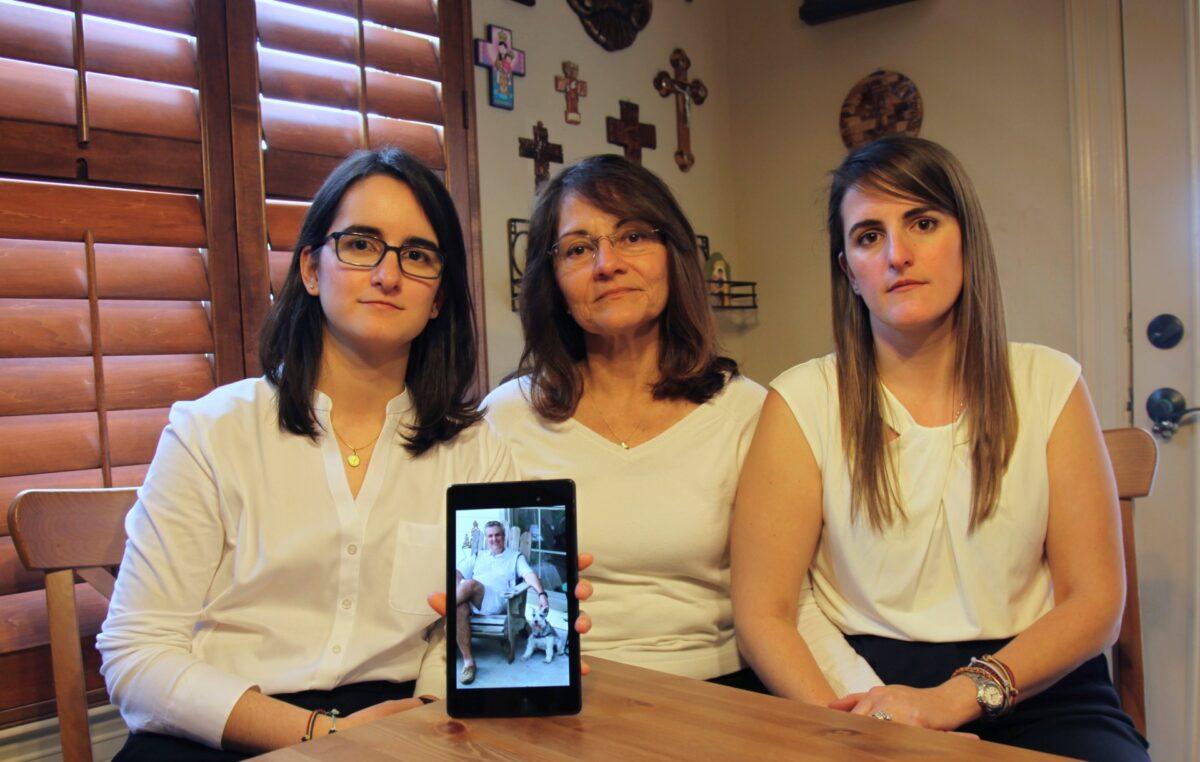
[
  {"left": 827, "top": 136, "right": 1017, "bottom": 531},
  {"left": 258, "top": 147, "right": 482, "bottom": 455},
  {"left": 517, "top": 154, "right": 736, "bottom": 420}
]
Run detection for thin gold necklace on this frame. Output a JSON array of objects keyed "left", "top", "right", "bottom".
[
  {"left": 329, "top": 420, "right": 381, "bottom": 468},
  {"left": 588, "top": 395, "right": 645, "bottom": 450}
]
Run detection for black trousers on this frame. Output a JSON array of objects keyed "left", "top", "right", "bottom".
[
  {"left": 707, "top": 666, "right": 770, "bottom": 694},
  {"left": 846, "top": 635, "right": 1150, "bottom": 762},
  {"left": 112, "top": 679, "right": 416, "bottom": 762}
]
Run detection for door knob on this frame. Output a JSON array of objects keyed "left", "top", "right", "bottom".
[{"left": 1146, "top": 387, "right": 1200, "bottom": 441}]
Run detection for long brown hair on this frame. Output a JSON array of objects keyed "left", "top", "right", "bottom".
[
  {"left": 827, "top": 137, "right": 1017, "bottom": 531},
  {"left": 517, "top": 154, "right": 736, "bottom": 420}
]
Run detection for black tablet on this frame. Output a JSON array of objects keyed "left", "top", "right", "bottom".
[{"left": 445, "top": 479, "right": 581, "bottom": 718}]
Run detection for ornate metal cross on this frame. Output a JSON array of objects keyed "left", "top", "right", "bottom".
[
  {"left": 605, "top": 100, "right": 656, "bottom": 165},
  {"left": 518, "top": 121, "right": 563, "bottom": 191},
  {"left": 654, "top": 48, "right": 707, "bottom": 171}
]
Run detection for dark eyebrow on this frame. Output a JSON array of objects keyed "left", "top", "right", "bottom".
[
  {"left": 902, "top": 205, "right": 940, "bottom": 220},
  {"left": 337, "top": 226, "right": 440, "bottom": 250},
  {"left": 846, "top": 218, "right": 881, "bottom": 238}
]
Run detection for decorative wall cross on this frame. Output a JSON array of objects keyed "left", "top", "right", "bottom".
[
  {"left": 653, "top": 49, "right": 708, "bottom": 171},
  {"left": 474, "top": 24, "right": 526, "bottom": 110},
  {"left": 605, "top": 100, "right": 656, "bottom": 165},
  {"left": 518, "top": 121, "right": 563, "bottom": 191},
  {"left": 554, "top": 61, "right": 588, "bottom": 125}
]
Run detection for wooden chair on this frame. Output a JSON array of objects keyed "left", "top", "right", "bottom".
[
  {"left": 7, "top": 488, "right": 137, "bottom": 762},
  {"left": 1103, "top": 428, "right": 1158, "bottom": 737}
]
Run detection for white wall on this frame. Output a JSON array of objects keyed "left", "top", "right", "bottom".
[{"left": 471, "top": 0, "right": 744, "bottom": 387}]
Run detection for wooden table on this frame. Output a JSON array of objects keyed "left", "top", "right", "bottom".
[{"left": 257, "top": 658, "right": 1064, "bottom": 760}]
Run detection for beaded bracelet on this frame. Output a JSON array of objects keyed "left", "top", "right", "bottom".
[{"left": 300, "top": 708, "right": 339, "bottom": 742}]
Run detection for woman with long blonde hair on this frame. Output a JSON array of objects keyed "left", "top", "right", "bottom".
[{"left": 732, "top": 137, "right": 1147, "bottom": 759}]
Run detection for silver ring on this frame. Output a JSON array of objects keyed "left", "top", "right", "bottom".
[{"left": 871, "top": 710, "right": 893, "bottom": 721}]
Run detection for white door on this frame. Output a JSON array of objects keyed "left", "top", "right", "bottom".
[{"left": 1123, "top": 1, "right": 1199, "bottom": 758}]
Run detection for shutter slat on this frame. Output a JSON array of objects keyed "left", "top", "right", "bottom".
[
  {"left": 259, "top": 47, "right": 359, "bottom": 112},
  {"left": 0, "top": 119, "right": 204, "bottom": 190},
  {"left": 365, "top": 24, "right": 439, "bottom": 81},
  {"left": 0, "top": 357, "right": 94, "bottom": 416},
  {"left": 111, "top": 463, "right": 148, "bottom": 486},
  {"left": 367, "top": 69, "right": 441, "bottom": 125},
  {"left": 20, "top": 0, "right": 195, "bottom": 35},
  {"left": 89, "top": 71, "right": 200, "bottom": 141},
  {"left": 265, "top": 201, "right": 309, "bottom": 252},
  {"left": 0, "top": 470, "right": 106, "bottom": 536},
  {"left": 108, "top": 408, "right": 168, "bottom": 467},
  {"left": 263, "top": 148, "right": 342, "bottom": 200},
  {"left": 272, "top": 0, "right": 438, "bottom": 36},
  {"left": 0, "top": 240, "right": 86, "bottom": 299},
  {"left": 0, "top": 57, "right": 76, "bottom": 127},
  {"left": 0, "top": 299, "right": 91, "bottom": 358},
  {"left": 0, "top": 3, "right": 74, "bottom": 70},
  {"left": 85, "top": 14, "right": 198, "bottom": 89},
  {"left": 0, "top": 179, "right": 206, "bottom": 247},
  {"left": 269, "top": 250, "right": 291, "bottom": 294},
  {"left": 95, "top": 245, "right": 209, "bottom": 300},
  {"left": 261, "top": 98, "right": 359, "bottom": 157},
  {"left": 100, "top": 300, "right": 213, "bottom": 355},
  {"left": 0, "top": 412, "right": 100, "bottom": 478},
  {"left": 105, "top": 354, "right": 214, "bottom": 411},
  {"left": 0, "top": 538, "right": 45, "bottom": 597},
  {"left": 256, "top": 0, "right": 357, "bottom": 66},
  {"left": 368, "top": 114, "right": 443, "bottom": 169}
]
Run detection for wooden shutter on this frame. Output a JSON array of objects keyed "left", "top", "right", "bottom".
[
  {"left": 230, "top": 0, "right": 485, "bottom": 380},
  {"left": 0, "top": 0, "right": 242, "bottom": 726}
]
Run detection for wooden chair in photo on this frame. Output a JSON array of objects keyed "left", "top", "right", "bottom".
[
  {"left": 7, "top": 488, "right": 137, "bottom": 762},
  {"left": 1103, "top": 428, "right": 1158, "bottom": 737}
]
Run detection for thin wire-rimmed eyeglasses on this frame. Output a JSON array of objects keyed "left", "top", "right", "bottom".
[
  {"left": 325, "top": 231, "right": 444, "bottom": 279},
  {"left": 549, "top": 226, "right": 663, "bottom": 270}
]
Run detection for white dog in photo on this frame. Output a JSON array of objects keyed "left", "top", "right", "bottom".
[{"left": 522, "top": 606, "right": 568, "bottom": 663}]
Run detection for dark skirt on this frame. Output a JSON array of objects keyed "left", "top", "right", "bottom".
[
  {"left": 846, "top": 635, "right": 1150, "bottom": 762},
  {"left": 112, "top": 679, "right": 416, "bottom": 762}
]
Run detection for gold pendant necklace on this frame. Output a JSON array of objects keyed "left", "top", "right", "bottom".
[
  {"left": 589, "top": 395, "right": 645, "bottom": 450},
  {"left": 330, "top": 420, "right": 381, "bottom": 468}
]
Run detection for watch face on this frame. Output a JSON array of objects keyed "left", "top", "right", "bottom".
[{"left": 981, "top": 683, "right": 1005, "bottom": 708}]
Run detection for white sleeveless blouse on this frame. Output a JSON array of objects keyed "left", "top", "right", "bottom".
[{"left": 772, "top": 343, "right": 1081, "bottom": 642}]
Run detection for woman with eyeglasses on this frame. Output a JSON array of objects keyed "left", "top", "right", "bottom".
[
  {"left": 731, "top": 137, "right": 1147, "bottom": 760},
  {"left": 482, "top": 154, "right": 768, "bottom": 690},
  {"left": 96, "top": 149, "right": 592, "bottom": 761}
]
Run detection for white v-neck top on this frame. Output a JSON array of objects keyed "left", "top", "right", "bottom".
[
  {"left": 483, "top": 374, "right": 766, "bottom": 679},
  {"left": 97, "top": 377, "right": 515, "bottom": 749},
  {"left": 772, "top": 342, "right": 1081, "bottom": 645}
]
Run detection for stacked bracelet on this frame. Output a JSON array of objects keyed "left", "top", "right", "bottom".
[
  {"left": 300, "top": 708, "right": 339, "bottom": 742},
  {"left": 951, "top": 654, "right": 1018, "bottom": 719}
]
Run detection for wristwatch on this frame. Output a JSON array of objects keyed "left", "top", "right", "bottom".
[{"left": 963, "top": 670, "right": 1006, "bottom": 720}]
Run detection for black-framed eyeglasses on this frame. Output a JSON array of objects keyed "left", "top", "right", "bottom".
[
  {"left": 549, "top": 225, "right": 663, "bottom": 270},
  {"left": 325, "top": 231, "right": 444, "bottom": 280}
]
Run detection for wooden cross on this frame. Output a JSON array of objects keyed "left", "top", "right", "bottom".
[
  {"left": 554, "top": 61, "right": 588, "bottom": 125},
  {"left": 474, "top": 24, "right": 526, "bottom": 110},
  {"left": 605, "top": 100, "right": 656, "bottom": 165},
  {"left": 518, "top": 121, "right": 563, "bottom": 191},
  {"left": 653, "top": 48, "right": 708, "bottom": 171}
]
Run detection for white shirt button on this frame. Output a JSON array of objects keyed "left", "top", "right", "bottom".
[
  {"left": 347, "top": 544, "right": 358, "bottom": 555},
  {"left": 341, "top": 598, "right": 353, "bottom": 610},
  {"left": 332, "top": 645, "right": 342, "bottom": 654}
]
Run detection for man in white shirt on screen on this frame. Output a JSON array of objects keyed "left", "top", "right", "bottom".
[{"left": 455, "top": 521, "right": 549, "bottom": 683}]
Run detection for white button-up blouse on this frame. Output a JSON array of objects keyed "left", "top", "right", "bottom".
[{"left": 97, "top": 378, "right": 515, "bottom": 748}]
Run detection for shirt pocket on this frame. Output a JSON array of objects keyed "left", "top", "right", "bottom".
[{"left": 388, "top": 521, "right": 444, "bottom": 615}]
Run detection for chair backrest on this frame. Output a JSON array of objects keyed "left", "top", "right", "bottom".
[
  {"left": 7, "top": 488, "right": 137, "bottom": 762},
  {"left": 1102, "top": 428, "right": 1158, "bottom": 737}
]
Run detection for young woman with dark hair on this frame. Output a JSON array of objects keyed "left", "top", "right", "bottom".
[
  {"left": 97, "top": 149, "right": 592, "bottom": 760},
  {"left": 484, "top": 154, "right": 767, "bottom": 689},
  {"left": 732, "top": 137, "right": 1148, "bottom": 760}
]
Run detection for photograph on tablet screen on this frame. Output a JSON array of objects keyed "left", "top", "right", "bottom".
[{"left": 453, "top": 505, "right": 571, "bottom": 690}]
